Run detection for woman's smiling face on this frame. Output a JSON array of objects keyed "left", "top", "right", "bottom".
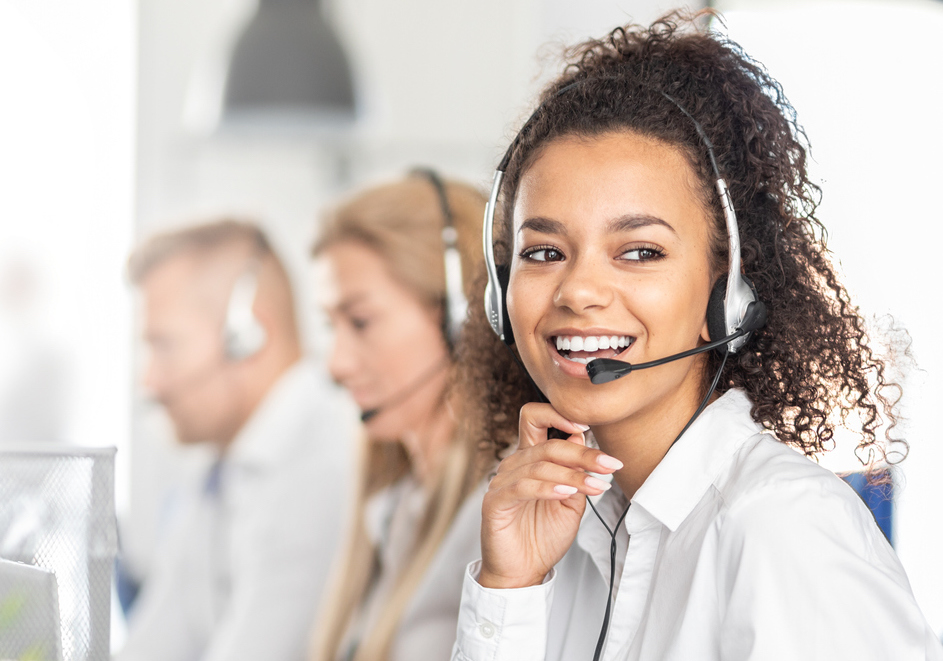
[{"left": 507, "top": 130, "right": 719, "bottom": 428}]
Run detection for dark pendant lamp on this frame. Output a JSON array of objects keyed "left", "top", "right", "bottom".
[{"left": 214, "top": 0, "right": 357, "bottom": 134}]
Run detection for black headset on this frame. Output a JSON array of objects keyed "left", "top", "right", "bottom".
[{"left": 482, "top": 80, "right": 766, "bottom": 364}]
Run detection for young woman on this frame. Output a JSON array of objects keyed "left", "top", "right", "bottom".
[
  {"left": 452, "top": 14, "right": 942, "bottom": 661},
  {"left": 310, "top": 172, "right": 489, "bottom": 661}
]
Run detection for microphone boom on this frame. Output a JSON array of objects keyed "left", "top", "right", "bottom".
[{"left": 587, "top": 329, "right": 745, "bottom": 385}]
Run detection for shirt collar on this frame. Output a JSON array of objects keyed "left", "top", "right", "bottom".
[
  {"left": 363, "top": 476, "right": 425, "bottom": 548},
  {"left": 630, "top": 388, "right": 762, "bottom": 532},
  {"left": 574, "top": 389, "right": 761, "bottom": 581},
  {"left": 224, "top": 359, "right": 327, "bottom": 471}
]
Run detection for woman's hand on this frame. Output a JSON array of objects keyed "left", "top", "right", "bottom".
[{"left": 478, "top": 402, "right": 624, "bottom": 589}]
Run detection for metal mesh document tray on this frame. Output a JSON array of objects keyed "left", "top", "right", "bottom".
[{"left": 0, "top": 445, "right": 117, "bottom": 661}]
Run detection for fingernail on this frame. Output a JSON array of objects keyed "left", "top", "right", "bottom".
[
  {"left": 553, "top": 484, "right": 578, "bottom": 495},
  {"left": 573, "top": 423, "right": 590, "bottom": 432},
  {"left": 596, "top": 454, "right": 624, "bottom": 471},
  {"left": 585, "top": 475, "right": 611, "bottom": 492}
]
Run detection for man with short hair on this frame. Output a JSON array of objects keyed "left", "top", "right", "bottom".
[{"left": 119, "top": 220, "right": 355, "bottom": 661}]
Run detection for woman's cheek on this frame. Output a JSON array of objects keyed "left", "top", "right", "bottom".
[
  {"left": 507, "top": 279, "right": 551, "bottom": 383},
  {"left": 506, "top": 281, "right": 536, "bottom": 344},
  {"left": 507, "top": 269, "right": 542, "bottom": 322}
]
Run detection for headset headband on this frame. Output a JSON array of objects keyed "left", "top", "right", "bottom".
[{"left": 411, "top": 168, "right": 468, "bottom": 349}]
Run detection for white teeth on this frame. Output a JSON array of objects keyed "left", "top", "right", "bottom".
[
  {"left": 553, "top": 334, "right": 633, "bottom": 355},
  {"left": 568, "top": 356, "right": 592, "bottom": 364}
]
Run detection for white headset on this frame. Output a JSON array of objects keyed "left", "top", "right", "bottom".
[
  {"left": 483, "top": 81, "right": 762, "bottom": 355},
  {"left": 412, "top": 168, "right": 468, "bottom": 350},
  {"left": 223, "top": 261, "right": 267, "bottom": 360}
]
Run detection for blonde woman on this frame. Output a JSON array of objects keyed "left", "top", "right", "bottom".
[{"left": 310, "top": 171, "right": 488, "bottom": 661}]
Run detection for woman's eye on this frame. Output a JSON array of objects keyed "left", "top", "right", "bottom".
[
  {"left": 620, "top": 246, "right": 665, "bottom": 261},
  {"left": 520, "top": 246, "right": 565, "bottom": 262},
  {"left": 351, "top": 317, "right": 370, "bottom": 331}
]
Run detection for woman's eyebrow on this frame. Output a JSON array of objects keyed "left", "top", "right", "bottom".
[
  {"left": 338, "top": 292, "right": 370, "bottom": 313},
  {"left": 519, "top": 214, "right": 676, "bottom": 235},
  {"left": 519, "top": 217, "right": 567, "bottom": 235},
  {"left": 608, "top": 214, "right": 677, "bottom": 234}
]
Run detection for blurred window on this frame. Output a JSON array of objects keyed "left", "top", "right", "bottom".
[{"left": 0, "top": 1, "right": 135, "bottom": 515}]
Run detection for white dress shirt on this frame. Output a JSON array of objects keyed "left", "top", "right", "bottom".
[
  {"left": 339, "top": 476, "right": 486, "bottom": 661},
  {"left": 118, "top": 360, "right": 357, "bottom": 661},
  {"left": 452, "top": 389, "right": 943, "bottom": 661}
]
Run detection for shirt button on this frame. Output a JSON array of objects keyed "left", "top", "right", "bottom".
[{"left": 479, "top": 621, "right": 496, "bottom": 639}]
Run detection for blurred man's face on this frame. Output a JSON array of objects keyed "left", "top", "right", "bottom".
[{"left": 140, "top": 256, "right": 243, "bottom": 446}]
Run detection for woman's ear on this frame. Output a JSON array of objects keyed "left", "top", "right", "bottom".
[{"left": 700, "top": 317, "right": 711, "bottom": 344}]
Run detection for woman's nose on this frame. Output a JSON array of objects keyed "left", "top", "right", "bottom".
[
  {"left": 142, "top": 358, "right": 161, "bottom": 396},
  {"left": 328, "top": 328, "right": 358, "bottom": 385},
  {"left": 552, "top": 254, "right": 614, "bottom": 314}
]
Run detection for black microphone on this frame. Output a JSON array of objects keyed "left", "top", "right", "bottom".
[
  {"left": 587, "top": 301, "right": 767, "bottom": 385},
  {"left": 359, "top": 359, "right": 450, "bottom": 423}
]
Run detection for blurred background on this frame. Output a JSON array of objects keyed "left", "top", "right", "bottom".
[{"left": 1, "top": 0, "right": 941, "bottom": 644}]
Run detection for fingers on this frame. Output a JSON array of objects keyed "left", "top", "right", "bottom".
[
  {"left": 518, "top": 402, "right": 589, "bottom": 449},
  {"left": 490, "top": 456, "right": 616, "bottom": 501},
  {"left": 495, "top": 401, "right": 624, "bottom": 502},
  {"left": 499, "top": 434, "right": 623, "bottom": 478}
]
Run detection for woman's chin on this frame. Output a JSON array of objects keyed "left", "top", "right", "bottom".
[
  {"left": 363, "top": 416, "right": 406, "bottom": 444},
  {"left": 544, "top": 391, "right": 628, "bottom": 430}
]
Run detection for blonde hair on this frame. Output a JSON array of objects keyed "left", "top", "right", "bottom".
[
  {"left": 127, "top": 218, "right": 273, "bottom": 285},
  {"left": 310, "top": 174, "right": 488, "bottom": 661},
  {"left": 128, "top": 218, "right": 300, "bottom": 344}
]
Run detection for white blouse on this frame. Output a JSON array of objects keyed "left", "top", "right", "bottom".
[
  {"left": 341, "top": 476, "right": 486, "bottom": 661},
  {"left": 452, "top": 389, "right": 943, "bottom": 661}
]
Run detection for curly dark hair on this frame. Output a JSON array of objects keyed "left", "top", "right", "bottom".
[{"left": 456, "top": 11, "right": 904, "bottom": 466}]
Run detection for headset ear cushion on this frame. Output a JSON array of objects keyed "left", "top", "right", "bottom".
[
  {"left": 496, "top": 264, "right": 514, "bottom": 346},
  {"left": 707, "top": 277, "right": 728, "bottom": 343}
]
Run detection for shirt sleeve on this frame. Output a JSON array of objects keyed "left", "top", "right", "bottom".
[
  {"left": 451, "top": 560, "right": 556, "bottom": 661},
  {"left": 716, "top": 474, "right": 943, "bottom": 661},
  {"left": 116, "top": 495, "right": 207, "bottom": 661}
]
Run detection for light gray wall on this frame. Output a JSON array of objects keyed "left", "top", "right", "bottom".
[{"left": 135, "top": 1, "right": 698, "bottom": 345}]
